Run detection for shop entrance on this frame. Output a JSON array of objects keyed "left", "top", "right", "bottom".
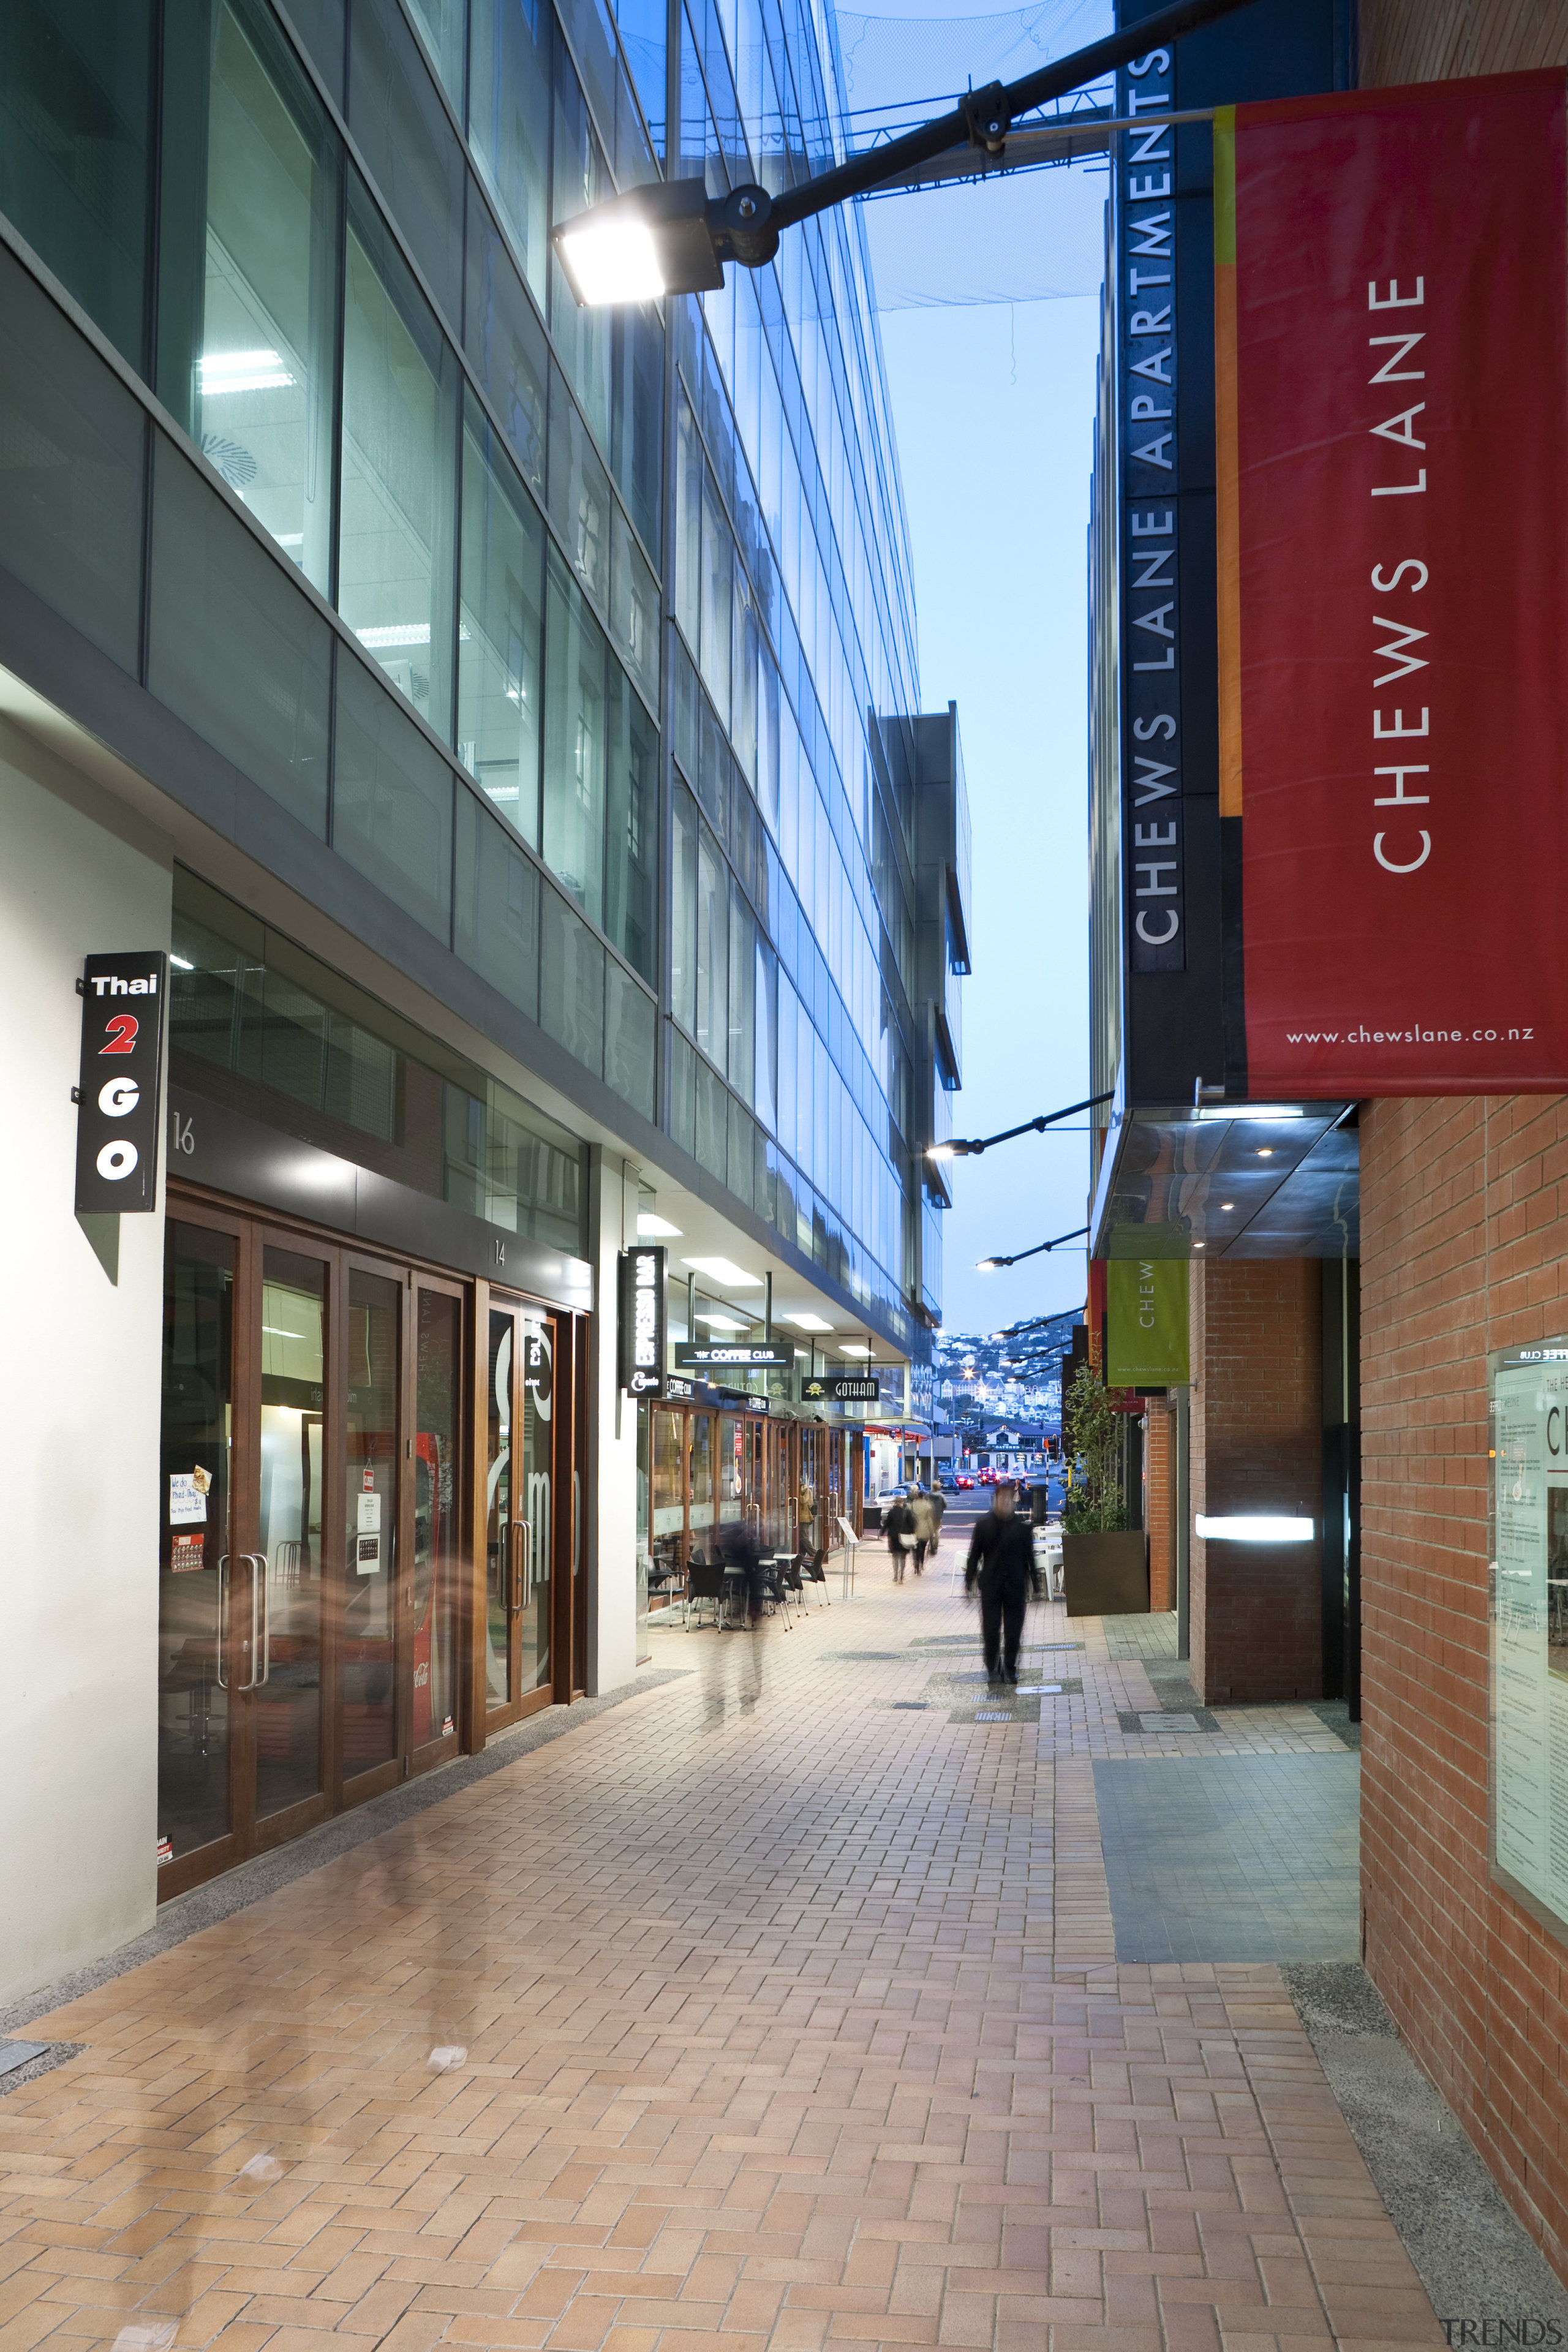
[{"left": 156, "top": 1197, "right": 508, "bottom": 1898}]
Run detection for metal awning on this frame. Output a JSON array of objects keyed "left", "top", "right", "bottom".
[{"left": 1090, "top": 1102, "right": 1359, "bottom": 1261}]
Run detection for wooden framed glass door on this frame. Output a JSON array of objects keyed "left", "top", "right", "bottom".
[
  {"left": 159, "top": 1196, "right": 468, "bottom": 1900},
  {"left": 485, "top": 1299, "right": 557, "bottom": 1728}
]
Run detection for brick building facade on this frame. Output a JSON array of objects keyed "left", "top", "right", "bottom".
[{"left": 1352, "top": 0, "right": 1568, "bottom": 2285}]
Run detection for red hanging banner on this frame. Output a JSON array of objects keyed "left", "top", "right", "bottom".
[{"left": 1216, "top": 72, "right": 1568, "bottom": 1096}]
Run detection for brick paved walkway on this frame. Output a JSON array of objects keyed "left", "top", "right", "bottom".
[{"left": 0, "top": 1547, "right": 1441, "bottom": 2352}]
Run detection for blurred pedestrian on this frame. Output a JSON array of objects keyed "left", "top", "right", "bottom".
[
  {"left": 886, "top": 1492, "right": 916, "bottom": 1583},
  {"left": 910, "top": 1483, "right": 935, "bottom": 1574},
  {"left": 718, "top": 1512, "right": 764, "bottom": 1624},
  {"left": 964, "top": 1478, "right": 1040, "bottom": 1685}
]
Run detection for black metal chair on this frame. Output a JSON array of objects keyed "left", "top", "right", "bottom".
[
  {"left": 685, "top": 1556, "right": 724, "bottom": 1628},
  {"left": 798, "top": 1547, "right": 830, "bottom": 1607},
  {"left": 756, "top": 1557, "right": 793, "bottom": 1629}
]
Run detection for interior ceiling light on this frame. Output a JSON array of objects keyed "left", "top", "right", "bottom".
[
  {"left": 200, "top": 347, "right": 293, "bottom": 393},
  {"left": 1220, "top": 1202, "right": 1235, "bottom": 1210},
  {"left": 786, "top": 1312, "right": 833, "bottom": 1332},
  {"left": 696, "top": 1313, "right": 746, "bottom": 1331},
  {"left": 1256, "top": 1147, "right": 1275, "bottom": 1158},
  {"left": 637, "top": 1212, "right": 682, "bottom": 1237},
  {"left": 355, "top": 622, "right": 432, "bottom": 649},
  {"left": 682, "top": 1256, "right": 764, "bottom": 1286},
  {"left": 840, "top": 1343, "right": 874, "bottom": 1357}
]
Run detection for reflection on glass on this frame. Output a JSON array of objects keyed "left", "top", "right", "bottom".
[
  {"left": 339, "top": 183, "right": 457, "bottom": 732},
  {"left": 459, "top": 396, "right": 543, "bottom": 843},
  {"left": 158, "top": 1223, "right": 234, "bottom": 1860},
  {"left": 470, "top": 0, "right": 552, "bottom": 311},
  {"left": 652, "top": 1404, "right": 684, "bottom": 1589},
  {"left": 520, "top": 1314, "right": 553, "bottom": 1691},
  {"left": 415, "top": 1291, "right": 461, "bottom": 1743},
  {"left": 606, "top": 662, "right": 657, "bottom": 985},
  {"left": 257, "top": 1248, "right": 326, "bottom": 1817},
  {"left": 486, "top": 1309, "right": 513, "bottom": 1709},
  {"left": 689, "top": 1412, "right": 713, "bottom": 1539},
  {"left": 543, "top": 553, "right": 607, "bottom": 927},
  {"left": 345, "top": 1268, "right": 399, "bottom": 1777},
  {"left": 160, "top": 0, "right": 338, "bottom": 589},
  {"left": 718, "top": 1413, "right": 744, "bottom": 1526}
]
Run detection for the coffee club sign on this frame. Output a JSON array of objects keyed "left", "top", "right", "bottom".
[{"left": 674, "top": 1341, "right": 793, "bottom": 1370}]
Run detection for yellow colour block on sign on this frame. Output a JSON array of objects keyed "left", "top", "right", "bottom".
[{"left": 1106, "top": 1258, "right": 1190, "bottom": 1389}]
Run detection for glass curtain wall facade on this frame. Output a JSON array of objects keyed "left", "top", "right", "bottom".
[{"left": 0, "top": 0, "right": 929, "bottom": 1346}]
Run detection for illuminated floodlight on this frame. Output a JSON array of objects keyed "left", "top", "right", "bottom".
[
  {"left": 976, "top": 1257, "right": 1000, "bottom": 1272},
  {"left": 556, "top": 213, "right": 664, "bottom": 304},
  {"left": 554, "top": 179, "right": 744, "bottom": 306},
  {"left": 1195, "top": 1515, "right": 1313, "bottom": 1542}
]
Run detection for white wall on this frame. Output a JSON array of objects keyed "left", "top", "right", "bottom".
[
  {"left": 0, "top": 720, "right": 172, "bottom": 2005},
  {"left": 585, "top": 1150, "right": 639, "bottom": 1693}
]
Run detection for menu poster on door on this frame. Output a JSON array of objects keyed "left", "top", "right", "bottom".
[{"left": 1490, "top": 1342, "right": 1568, "bottom": 1933}]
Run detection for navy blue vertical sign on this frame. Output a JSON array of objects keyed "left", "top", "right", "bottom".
[{"left": 1118, "top": 43, "right": 1185, "bottom": 975}]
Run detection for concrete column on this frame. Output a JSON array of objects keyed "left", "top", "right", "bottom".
[
  {"left": 1188, "top": 1257, "right": 1324, "bottom": 1703},
  {"left": 0, "top": 719, "right": 173, "bottom": 2006},
  {"left": 584, "top": 1148, "right": 639, "bottom": 1695}
]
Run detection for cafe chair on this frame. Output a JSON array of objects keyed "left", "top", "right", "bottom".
[
  {"left": 685, "top": 1556, "right": 724, "bottom": 1629},
  {"left": 799, "top": 1547, "right": 830, "bottom": 1607}
]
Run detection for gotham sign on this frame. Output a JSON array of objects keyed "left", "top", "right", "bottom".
[
  {"left": 74, "top": 951, "right": 167, "bottom": 1214},
  {"left": 800, "top": 1375, "right": 880, "bottom": 1404},
  {"left": 616, "top": 1244, "right": 666, "bottom": 1393},
  {"left": 675, "top": 1341, "right": 791, "bottom": 1370}
]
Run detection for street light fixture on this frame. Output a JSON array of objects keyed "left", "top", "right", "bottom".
[
  {"left": 977, "top": 1225, "right": 1090, "bottom": 1272},
  {"left": 552, "top": 0, "right": 1265, "bottom": 303},
  {"left": 928, "top": 1092, "right": 1113, "bottom": 1163}
]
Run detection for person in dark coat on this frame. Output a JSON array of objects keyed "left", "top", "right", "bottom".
[
  {"left": 885, "top": 1494, "right": 917, "bottom": 1583},
  {"left": 965, "top": 1479, "right": 1040, "bottom": 1684}
]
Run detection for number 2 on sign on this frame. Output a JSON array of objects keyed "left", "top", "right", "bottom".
[{"left": 100, "top": 1014, "right": 139, "bottom": 1055}]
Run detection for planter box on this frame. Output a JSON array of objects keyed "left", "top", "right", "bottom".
[{"left": 1061, "top": 1529, "right": 1148, "bottom": 1617}]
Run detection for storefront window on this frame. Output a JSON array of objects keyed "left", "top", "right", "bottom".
[
  {"left": 344, "top": 1268, "right": 400, "bottom": 1777},
  {"left": 689, "top": 1411, "right": 714, "bottom": 1545},
  {"left": 652, "top": 1404, "right": 685, "bottom": 1590},
  {"left": 256, "top": 1246, "right": 326, "bottom": 1819},
  {"left": 157, "top": 1222, "right": 234, "bottom": 1860},
  {"left": 415, "top": 1290, "right": 461, "bottom": 1743},
  {"left": 718, "top": 1413, "right": 744, "bottom": 1526}
]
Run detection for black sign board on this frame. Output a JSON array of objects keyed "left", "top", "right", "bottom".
[
  {"left": 616, "top": 1244, "right": 666, "bottom": 1394},
  {"left": 674, "top": 1341, "right": 792, "bottom": 1371},
  {"left": 74, "top": 951, "right": 167, "bottom": 1213},
  {"left": 800, "top": 1374, "right": 881, "bottom": 1404}
]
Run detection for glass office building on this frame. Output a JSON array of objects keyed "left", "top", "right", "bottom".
[{"left": 0, "top": 0, "right": 966, "bottom": 1964}]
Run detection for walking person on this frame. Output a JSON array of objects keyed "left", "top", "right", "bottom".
[
  {"left": 885, "top": 1491, "right": 916, "bottom": 1583},
  {"left": 964, "top": 1478, "right": 1040, "bottom": 1685},
  {"left": 909, "top": 1482, "right": 935, "bottom": 1575}
]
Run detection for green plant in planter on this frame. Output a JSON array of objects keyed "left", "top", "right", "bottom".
[{"left": 1062, "top": 1360, "right": 1127, "bottom": 1532}]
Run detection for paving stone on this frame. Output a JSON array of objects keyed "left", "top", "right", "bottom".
[{"left": 0, "top": 1565, "right": 1438, "bottom": 2352}]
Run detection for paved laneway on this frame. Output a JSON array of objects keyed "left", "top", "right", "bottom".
[{"left": 0, "top": 1540, "right": 1440, "bottom": 2352}]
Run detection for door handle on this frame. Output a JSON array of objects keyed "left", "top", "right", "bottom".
[
  {"left": 238, "top": 1555, "right": 268, "bottom": 1691},
  {"left": 510, "top": 1520, "right": 531, "bottom": 1614},
  {"left": 216, "top": 1553, "right": 230, "bottom": 1689}
]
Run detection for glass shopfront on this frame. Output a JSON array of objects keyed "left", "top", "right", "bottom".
[
  {"left": 638, "top": 1402, "right": 859, "bottom": 1611},
  {"left": 156, "top": 1185, "right": 587, "bottom": 1899}
]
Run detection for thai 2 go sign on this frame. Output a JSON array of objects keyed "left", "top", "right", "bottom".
[
  {"left": 1216, "top": 72, "right": 1568, "bottom": 1095},
  {"left": 74, "top": 952, "right": 168, "bottom": 1213}
]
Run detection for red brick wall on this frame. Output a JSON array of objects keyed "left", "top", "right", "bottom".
[
  {"left": 1188, "top": 1258, "right": 1323, "bottom": 1703},
  {"left": 1360, "top": 1096, "right": 1568, "bottom": 2278},
  {"left": 1145, "top": 1398, "right": 1175, "bottom": 1613}
]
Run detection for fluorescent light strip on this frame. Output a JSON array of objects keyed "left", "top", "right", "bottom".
[
  {"left": 1195, "top": 1515, "right": 1314, "bottom": 1542},
  {"left": 356, "top": 622, "right": 432, "bottom": 649}
]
